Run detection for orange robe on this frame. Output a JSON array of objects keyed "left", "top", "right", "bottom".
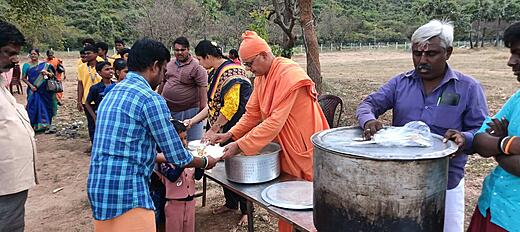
[{"left": 229, "top": 57, "right": 329, "bottom": 232}]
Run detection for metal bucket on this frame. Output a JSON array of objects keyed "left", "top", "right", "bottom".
[
  {"left": 225, "top": 142, "right": 281, "bottom": 184},
  {"left": 311, "top": 127, "right": 458, "bottom": 232}
]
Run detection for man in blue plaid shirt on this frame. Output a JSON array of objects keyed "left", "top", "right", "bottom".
[{"left": 87, "top": 38, "right": 217, "bottom": 232}]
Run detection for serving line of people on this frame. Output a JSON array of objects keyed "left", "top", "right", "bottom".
[{"left": 1, "top": 17, "right": 520, "bottom": 232}]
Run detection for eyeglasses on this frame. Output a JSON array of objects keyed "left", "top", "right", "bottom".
[
  {"left": 242, "top": 55, "right": 259, "bottom": 68},
  {"left": 174, "top": 48, "right": 187, "bottom": 52}
]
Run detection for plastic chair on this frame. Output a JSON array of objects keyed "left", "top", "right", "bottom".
[{"left": 318, "top": 94, "right": 344, "bottom": 128}]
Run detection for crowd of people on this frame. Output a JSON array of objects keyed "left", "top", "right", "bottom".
[{"left": 1, "top": 17, "right": 519, "bottom": 232}]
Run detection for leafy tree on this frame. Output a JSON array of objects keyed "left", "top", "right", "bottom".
[{"left": 1, "top": 0, "right": 69, "bottom": 49}]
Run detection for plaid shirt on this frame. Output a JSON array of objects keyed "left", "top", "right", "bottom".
[{"left": 87, "top": 71, "right": 193, "bottom": 220}]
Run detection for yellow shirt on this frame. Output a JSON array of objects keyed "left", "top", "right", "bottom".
[
  {"left": 110, "top": 54, "right": 121, "bottom": 60},
  {"left": 77, "top": 56, "right": 104, "bottom": 68},
  {"left": 99, "top": 56, "right": 115, "bottom": 66},
  {"left": 77, "top": 58, "right": 83, "bottom": 67},
  {"left": 77, "top": 63, "right": 102, "bottom": 104}
]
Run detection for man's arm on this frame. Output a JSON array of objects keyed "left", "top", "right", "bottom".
[
  {"left": 194, "top": 65, "right": 208, "bottom": 112},
  {"left": 495, "top": 153, "right": 520, "bottom": 177},
  {"left": 474, "top": 131, "right": 520, "bottom": 177},
  {"left": 156, "top": 153, "right": 209, "bottom": 169},
  {"left": 198, "top": 86, "right": 207, "bottom": 111},
  {"left": 472, "top": 129, "right": 520, "bottom": 176},
  {"left": 472, "top": 92, "right": 520, "bottom": 176},
  {"left": 459, "top": 83, "right": 489, "bottom": 151},
  {"left": 84, "top": 87, "right": 97, "bottom": 121},
  {"left": 144, "top": 96, "right": 217, "bottom": 169},
  {"left": 235, "top": 87, "right": 303, "bottom": 155},
  {"left": 84, "top": 104, "right": 96, "bottom": 122},
  {"left": 77, "top": 80, "right": 84, "bottom": 111},
  {"left": 356, "top": 77, "right": 398, "bottom": 128},
  {"left": 473, "top": 132, "right": 501, "bottom": 158}
]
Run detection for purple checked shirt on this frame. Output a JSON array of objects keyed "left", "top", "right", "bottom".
[{"left": 356, "top": 65, "right": 488, "bottom": 189}]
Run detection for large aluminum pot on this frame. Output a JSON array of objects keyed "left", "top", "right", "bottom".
[
  {"left": 311, "top": 127, "right": 458, "bottom": 232},
  {"left": 225, "top": 142, "right": 281, "bottom": 184}
]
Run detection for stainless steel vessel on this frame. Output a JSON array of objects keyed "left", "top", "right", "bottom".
[
  {"left": 311, "top": 127, "right": 458, "bottom": 232},
  {"left": 225, "top": 142, "right": 281, "bottom": 184}
]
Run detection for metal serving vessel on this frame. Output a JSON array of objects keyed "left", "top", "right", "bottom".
[
  {"left": 311, "top": 127, "right": 458, "bottom": 232},
  {"left": 225, "top": 142, "right": 281, "bottom": 184}
]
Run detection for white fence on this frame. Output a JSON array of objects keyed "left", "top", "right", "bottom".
[
  {"left": 59, "top": 40, "right": 504, "bottom": 56},
  {"left": 294, "top": 40, "right": 504, "bottom": 54}
]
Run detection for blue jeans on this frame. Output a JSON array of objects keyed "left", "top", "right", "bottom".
[{"left": 171, "top": 107, "right": 204, "bottom": 141}]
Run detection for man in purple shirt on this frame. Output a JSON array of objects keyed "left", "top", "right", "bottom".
[
  {"left": 158, "top": 37, "right": 208, "bottom": 141},
  {"left": 356, "top": 20, "right": 488, "bottom": 232}
]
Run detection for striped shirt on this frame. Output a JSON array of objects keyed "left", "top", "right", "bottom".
[{"left": 87, "top": 71, "right": 193, "bottom": 220}]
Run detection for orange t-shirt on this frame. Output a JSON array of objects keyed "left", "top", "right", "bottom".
[{"left": 46, "top": 57, "right": 63, "bottom": 81}]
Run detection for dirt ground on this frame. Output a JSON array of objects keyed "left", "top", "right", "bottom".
[{"left": 17, "top": 47, "right": 517, "bottom": 231}]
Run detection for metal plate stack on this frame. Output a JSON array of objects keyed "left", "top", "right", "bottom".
[{"left": 261, "top": 181, "right": 313, "bottom": 210}]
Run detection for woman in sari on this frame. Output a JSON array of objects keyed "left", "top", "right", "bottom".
[
  {"left": 185, "top": 40, "right": 253, "bottom": 225},
  {"left": 22, "top": 48, "right": 57, "bottom": 132}
]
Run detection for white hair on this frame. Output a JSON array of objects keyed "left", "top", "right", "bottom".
[{"left": 411, "top": 20, "right": 454, "bottom": 48}]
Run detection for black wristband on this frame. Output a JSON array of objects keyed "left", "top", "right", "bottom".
[{"left": 201, "top": 156, "right": 208, "bottom": 169}]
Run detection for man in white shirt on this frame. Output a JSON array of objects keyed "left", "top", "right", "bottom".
[{"left": 0, "top": 20, "right": 37, "bottom": 232}]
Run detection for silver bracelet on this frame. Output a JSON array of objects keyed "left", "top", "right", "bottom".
[{"left": 500, "top": 136, "right": 510, "bottom": 154}]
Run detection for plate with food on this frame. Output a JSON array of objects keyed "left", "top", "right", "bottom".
[{"left": 188, "top": 140, "right": 225, "bottom": 159}]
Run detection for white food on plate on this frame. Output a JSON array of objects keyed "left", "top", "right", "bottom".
[{"left": 187, "top": 140, "right": 225, "bottom": 159}]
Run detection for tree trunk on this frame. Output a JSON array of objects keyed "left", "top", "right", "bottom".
[
  {"left": 481, "top": 27, "right": 486, "bottom": 48},
  {"left": 298, "top": 0, "right": 322, "bottom": 93},
  {"left": 495, "top": 17, "right": 501, "bottom": 47},
  {"left": 475, "top": 21, "right": 481, "bottom": 48},
  {"left": 475, "top": 3, "right": 482, "bottom": 48},
  {"left": 469, "top": 30, "right": 474, "bottom": 49},
  {"left": 272, "top": 0, "right": 297, "bottom": 58}
]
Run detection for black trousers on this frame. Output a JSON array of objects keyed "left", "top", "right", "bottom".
[
  {"left": 83, "top": 104, "right": 95, "bottom": 143},
  {"left": 223, "top": 187, "right": 250, "bottom": 214},
  {"left": 0, "top": 190, "right": 28, "bottom": 232}
]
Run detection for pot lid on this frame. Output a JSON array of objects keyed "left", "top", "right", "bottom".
[
  {"left": 311, "top": 127, "right": 458, "bottom": 160},
  {"left": 261, "top": 181, "right": 313, "bottom": 210}
]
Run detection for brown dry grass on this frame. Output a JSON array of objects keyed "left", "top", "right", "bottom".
[{"left": 21, "top": 47, "right": 517, "bottom": 231}]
